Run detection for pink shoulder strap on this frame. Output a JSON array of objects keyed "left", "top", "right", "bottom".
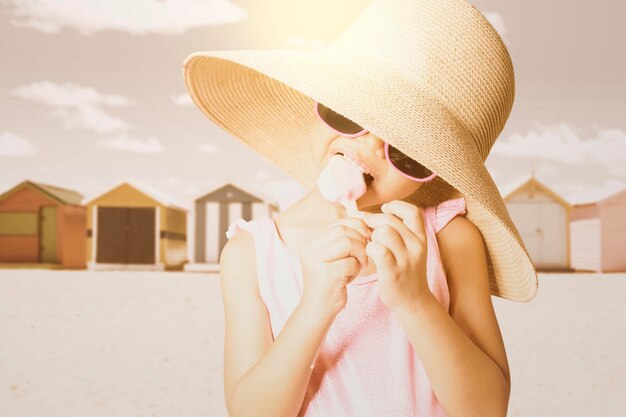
[
  {"left": 433, "top": 197, "right": 466, "bottom": 233},
  {"left": 420, "top": 197, "right": 466, "bottom": 235},
  {"left": 225, "top": 217, "right": 268, "bottom": 282},
  {"left": 420, "top": 197, "right": 466, "bottom": 312},
  {"left": 225, "top": 218, "right": 258, "bottom": 240}
]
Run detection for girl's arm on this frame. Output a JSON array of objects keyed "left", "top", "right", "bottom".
[
  {"left": 392, "top": 216, "right": 511, "bottom": 417},
  {"left": 220, "top": 230, "right": 334, "bottom": 417}
]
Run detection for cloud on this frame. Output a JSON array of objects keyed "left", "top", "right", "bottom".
[
  {"left": 565, "top": 179, "right": 626, "bottom": 204},
  {"left": 489, "top": 123, "right": 626, "bottom": 205},
  {"left": 171, "top": 93, "right": 193, "bottom": 106},
  {"left": 164, "top": 177, "right": 183, "bottom": 187},
  {"left": 6, "top": 0, "right": 248, "bottom": 35},
  {"left": 255, "top": 170, "right": 271, "bottom": 180},
  {"left": 97, "top": 135, "right": 164, "bottom": 153},
  {"left": 198, "top": 142, "right": 220, "bottom": 153},
  {"left": 482, "top": 11, "right": 507, "bottom": 36},
  {"left": 50, "top": 106, "right": 129, "bottom": 134},
  {"left": 10, "top": 81, "right": 131, "bottom": 135},
  {"left": 0, "top": 132, "right": 36, "bottom": 156},
  {"left": 10, "top": 81, "right": 131, "bottom": 107},
  {"left": 491, "top": 123, "right": 626, "bottom": 174},
  {"left": 480, "top": 11, "right": 509, "bottom": 44}
]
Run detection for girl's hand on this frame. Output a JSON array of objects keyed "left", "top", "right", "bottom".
[
  {"left": 363, "top": 200, "right": 432, "bottom": 313},
  {"left": 299, "top": 217, "right": 371, "bottom": 321}
]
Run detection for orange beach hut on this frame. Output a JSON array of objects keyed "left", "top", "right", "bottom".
[
  {"left": 0, "top": 180, "right": 87, "bottom": 268},
  {"left": 84, "top": 180, "right": 188, "bottom": 270}
]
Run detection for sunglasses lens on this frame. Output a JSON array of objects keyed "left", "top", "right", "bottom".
[
  {"left": 316, "top": 102, "right": 365, "bottom": 135},
  {"left": 388, "top": 145, "right": 434, "bottom": 180}
]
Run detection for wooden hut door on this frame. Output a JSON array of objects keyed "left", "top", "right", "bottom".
[
  {"left": 507, "top": 202, "right": 541, "bottom": 263},
  {"left": 39, "top": 206, "right": 57, "bottom": 263},
  {"left": 126, "top": 207, "right": 156, "bottom": 264},
  {"left": 97, "top": 207, "right": 155, "bottom": 264},
  {"left": 537, "top": 203, "right": 567, "bottom": 268}
]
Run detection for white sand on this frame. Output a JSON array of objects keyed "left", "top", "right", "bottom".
[{"left": 1, "top": 270, "right": 624, "bottom": 417}]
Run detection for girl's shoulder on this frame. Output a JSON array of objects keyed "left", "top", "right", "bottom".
[{"left": 430, "top": 197, "right": 487, "bottom": 280}]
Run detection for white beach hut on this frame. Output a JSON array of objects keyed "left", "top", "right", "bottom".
[
  {"left": 503, "top": 174, "right": 572, "bottom": 271},
  {"left": 185, "top": 180, "right": 279, "bottom": 272}
]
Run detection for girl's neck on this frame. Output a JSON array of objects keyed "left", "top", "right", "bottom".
[
  {"left": 300, "top": 186, "right": 349, "bottom": 223},
  {"left": 275, "top": 185, "right": 378, "bottom": 277},
  {"left": 283, "top": 185, "right": 381, "bottom": 227}
]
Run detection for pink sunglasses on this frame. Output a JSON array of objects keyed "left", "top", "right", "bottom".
[{"left": 313, "top": 101, "right": 437, "bottom": 182}]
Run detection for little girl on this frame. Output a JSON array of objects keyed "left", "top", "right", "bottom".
[{"left": 183, "top": 0, "right": 538, "bottom": 416}]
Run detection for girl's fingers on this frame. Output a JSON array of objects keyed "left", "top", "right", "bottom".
[
  {"left": 331, "top": 252, "right": 365, "bottom": 282},
  {"left": 313, "top": 225, "right": 368, "bottom": 251},
  {"left": 370, "top": 224, "right": 406, "bottom": 267},
  {"left": 362, "top": 213, "right": 413, "bottom": 247},
  {"left": 323, "top": 234, "right": 369, "bottom": 269},
  {"left": 381, "top": 201, "right": 426, "bottom": 242},
  {"left": 365, "top": 240, "right": 396, "bottom": 273},
  {"left": 331, "top": 218, "right": 372, "bottom": 241},
  {"left": 363, "top": 206, "right": 425, "bottom": 253}
]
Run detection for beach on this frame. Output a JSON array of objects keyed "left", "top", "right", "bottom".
[{"left": 1, "top": 270, "right": 624, "bottom": 417}]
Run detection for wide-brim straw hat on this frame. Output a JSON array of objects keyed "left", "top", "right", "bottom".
[{"left": 183, "top": 0, "right": 538, "bottom": 302}]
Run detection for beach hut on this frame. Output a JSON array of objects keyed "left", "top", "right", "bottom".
[
  {"left": 186, "top": 180, "right": 278, "bottom": 271},
  {"left": 503, "top": 174, "right": 572, "bottom": 271},
  {"left": 570, "top": 188, "right": 626, "bottom": 272},
  {"left": 0, "top": 180, "right": 87, "bottom": 268},
  {"left": 84, "top": 181, "right": 188, "bottom": 270}
]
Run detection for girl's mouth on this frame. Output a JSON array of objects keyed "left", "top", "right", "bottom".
[{"left": 334, "top": 151, "right": 375, "bottom": 187}]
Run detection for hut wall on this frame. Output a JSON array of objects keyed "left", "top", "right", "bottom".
[
  {"left": 600, "top": 193, "right": 626, "bottom": 272},
  {"left": 201, "top": 201, "right": 220, "bottom": 264},
  {"left": 38, "top": 206, "right": 58, "bottom": 263},
  {"left": 195, "top": 200, "right": 271, "bottom": 264},
  {"left": 0, "top": 187, "right": 58, "bottom": 263},
  {"left": 570, "top": 204, "right": 598, "bottom": 221},
  {"left": 505, "top": 187, "right": 568, "bottom": 269},
  {"left": 161, "top": 206, "right": 187, "bottom": 268},
  {"left": 0, "top": 237, "right": 38, "bottom": 262},
  {"left": 0, "top": 186, "right": 53, "bottom": 210},
  {"left": 0, "top": 212, "right": 39, "bottom": 262},
  {"left": 58, "top": 205, "right": 87, "bottom": 268},
  {"left": 570, "top": 219, "right": 601, "bottom": 271}
]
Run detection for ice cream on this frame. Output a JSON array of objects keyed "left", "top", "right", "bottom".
[{"left": 316, "top": 153, "right": 367, "bottom": 217}]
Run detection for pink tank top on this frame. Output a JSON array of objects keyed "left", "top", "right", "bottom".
[{"left": 225, "top": 197, "right": 467, "bottom": 417}]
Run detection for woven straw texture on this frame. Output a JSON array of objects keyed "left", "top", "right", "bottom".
[{"left": 183, "top": 0, "right": 538, "bottom": 302}]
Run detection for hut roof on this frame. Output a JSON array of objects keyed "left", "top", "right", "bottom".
[
  {"left": 502, "top": 174, "right": 571, "bottom": 208},
  {"left": 193, "top": 177, "right": 279, "bottom": 210},
  {"left": 573, "top": 186, "right": 626, "bottom": 207},
  {"left": 0, "top": 180, "right": 84, "bottom": 205},
  {"left": 83, "top": 178, "right": 188, "bottom": 212}
]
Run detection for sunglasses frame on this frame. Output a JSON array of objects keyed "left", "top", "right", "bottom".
[{"left": 313, "top": 101, "right": 437, "bottom": 183}]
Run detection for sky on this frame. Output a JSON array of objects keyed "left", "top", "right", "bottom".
[{"left": 1, "top": 0, "right": 625, "bottom": 210}]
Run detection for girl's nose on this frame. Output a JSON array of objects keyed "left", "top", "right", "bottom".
[{"left": 355, "top": 134, "right": 386, "bottom": 159}]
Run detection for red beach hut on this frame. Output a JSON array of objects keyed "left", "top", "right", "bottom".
[{"left": 0, "top": 180, "right": 87, "bottom": 268}]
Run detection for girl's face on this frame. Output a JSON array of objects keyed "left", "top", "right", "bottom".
[{"left": 309, "top": 115, "right": 423, "bottom": 212}]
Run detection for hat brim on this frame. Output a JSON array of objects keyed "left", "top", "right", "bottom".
[{"left": 183, "top": 48, "right": 539, "bottom": 302}]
